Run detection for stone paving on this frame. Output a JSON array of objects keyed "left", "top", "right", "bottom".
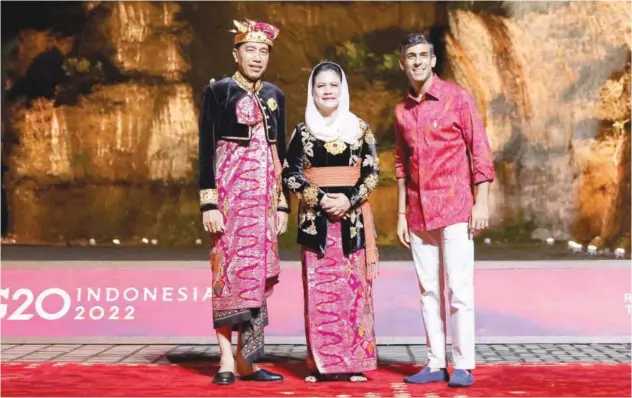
[
  {"left": 4, "top": 243, "right": 629, "bottom": 262},
  {"left": 2, "top": 343, "right": 630, "bottom": 364}
]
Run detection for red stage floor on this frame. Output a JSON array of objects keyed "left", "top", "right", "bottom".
[{"left": 2, "top": 362, "right": 630, "bottom": 397}]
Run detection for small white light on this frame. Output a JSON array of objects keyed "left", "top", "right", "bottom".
[
  {"left": 151, "top": 239, "right": 158, "bottom": 245},
  {"left": 546, "top": 238, "right": 554, "bottom": 245},
  {"left": 615, "top": 248, "right": 625, "bottom": 259},
  {"left": 112, "top": 239, "right": 120, "bottom": 245},
  {"left": 89, "top": 238, "right": 96, "bottom": 246},
  {"left": 567, "top": 240, "right": 576, "bottom": 249},
  {"left": 195, "top": 239, "right": 202, "bottom": 245},
  {"left": 483, "top": 238, "right": 491, "bottom": 245},
  {"left": 141, "top": 238, "right": 149, "bottom": 244},
  {"left": 587, "top": 245, "right": 597, "bottom": 255},
  {"left": 569, "top": 241, "right": 582, "bottom": 253}
]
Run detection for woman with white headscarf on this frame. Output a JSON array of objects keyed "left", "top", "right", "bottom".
[{"left": 282, "top": 62, "right": 380, "bottom": 383}]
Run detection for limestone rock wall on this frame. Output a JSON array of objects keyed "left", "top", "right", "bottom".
[
  {"left": 2, "top": 1, "right": 630, "bottom": 248},
  {"left": 444, "top": 1, "right": 631, "bottom": 245},
  {"left": 4, "top": 1, "right": 199, "bottom": 244}
]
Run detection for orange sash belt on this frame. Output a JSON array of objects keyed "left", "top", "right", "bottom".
[{"left": 304, "top": 166, "right": 379, "bottom": 269}]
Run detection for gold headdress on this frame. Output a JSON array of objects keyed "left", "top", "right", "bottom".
[{"left": 231, "top": 19, "right": 280, "bottom": 47}]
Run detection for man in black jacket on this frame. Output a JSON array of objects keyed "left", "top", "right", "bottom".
[{"left": 198, "top": 19, "right": 290, "bottom": 386}]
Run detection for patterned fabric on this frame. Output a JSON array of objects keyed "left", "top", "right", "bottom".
[
  {"left": 197, "top": 74, "right": 289, "bottom": 213},
  {"left": 212, "top": 304, "right": 269, "bottom": 363},
  {"left": 235, "top": 91, "right": 263, "bottom": 125},
  {"left": 282, "top": 121, "right": 380, "bottom": 258},
  {"left": 302, "top": 221, "right": 377, "bottom": 375},
  {"left": 210, "top": 120, "right": 280, "bottom": 362},
  {"left": 394, "top": 75, "right": 495, "bottom": 232}
]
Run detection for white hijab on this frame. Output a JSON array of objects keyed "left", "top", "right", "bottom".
[{"left": 305, "top": 62, "right": 362, "bottom": 144}]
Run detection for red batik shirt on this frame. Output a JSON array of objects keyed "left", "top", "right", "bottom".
[{"left": 394, "top": 75, "right": 495, "bottom": 232}]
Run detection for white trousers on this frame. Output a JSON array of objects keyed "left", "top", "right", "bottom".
[{"left": 410, "top": 222, "right": 475, "bottom": 370}]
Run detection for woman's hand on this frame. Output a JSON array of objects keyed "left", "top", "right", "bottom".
[{"left": 320, "top": 193, "right": 351, "bottom": 220}]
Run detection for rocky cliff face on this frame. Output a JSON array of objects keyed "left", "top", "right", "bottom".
[
  {"left": 444, "top": 1, "right": 630, "bottom": 246},
  {"left": 4, "top": 2, "right": 200, "bottom": 244},
  {"left": 2, "top": 1, "right": 630, "bottom": 249}
]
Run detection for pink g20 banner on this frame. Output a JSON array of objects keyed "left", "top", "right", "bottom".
[{"left": 1, "top": 266, "right": 630, "bottom": 339}]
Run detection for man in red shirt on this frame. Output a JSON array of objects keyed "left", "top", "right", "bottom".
[{"left": 394, "top": 33, "right": 495, "bottom": 388}]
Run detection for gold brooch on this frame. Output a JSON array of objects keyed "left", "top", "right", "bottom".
[
  {"left": 324, "top": 139, "right": 347, "bottom": 155},
  {"left": 267, "top": 97, "right": 278, "bottom": 111}
]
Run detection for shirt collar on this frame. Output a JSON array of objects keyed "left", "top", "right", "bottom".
[
  {"left": 233, "top": 70, "right": 263, "bottom": 93},
  {"left": 407, "top": 73, "right": 441, "bottom": 103}
]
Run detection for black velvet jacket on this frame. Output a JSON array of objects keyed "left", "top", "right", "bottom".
[
  {"left": 282, "top": 120, "right": 380, "bottom": 257},
  {"left": 198, "top": 71, "right": 290, "bottom": 213}
]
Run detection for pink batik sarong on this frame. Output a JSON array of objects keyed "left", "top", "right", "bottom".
[
  {"left": 302, "top": 221, "right": 377, "bottom": 375},
  {"left": 210, "top": 120, "right": 281, "bottom": 363}
]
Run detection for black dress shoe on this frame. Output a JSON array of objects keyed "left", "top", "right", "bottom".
[
  {"left": 213, "top": 371, "right": 236, "bottom": 385},
  {"left": 240, "top": 369, "right": 284, "bottom": 382}
]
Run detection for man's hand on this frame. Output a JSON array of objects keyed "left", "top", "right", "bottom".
[
  {"left": 203, "top": 209, "right": 225, "bottom": 234},
  {"left": 469, "top": 202, "right": 489, "bottom": 236},
  {"left": 276, "top": 211, "right": 288, "bottom": 235},
  {"left": 397, "top": 213, "right": 410, "bottom": 249},
  {"left": 320, "top": 193, "right": 351, "bottom": 220}
]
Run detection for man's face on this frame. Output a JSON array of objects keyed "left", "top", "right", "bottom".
[
  {"left": 233, "top": 42, "right": 270, "bottom": 81},
  {"left": 400, "top": 43, "right": 436, "bottom": 84}
]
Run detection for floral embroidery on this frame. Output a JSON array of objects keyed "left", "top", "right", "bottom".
[
  {"left": 362, "top": 155, "right": 375, "bottom": 167},
  {"left": 323, "top": 139, "right": 347, "bottom": 155},
  {"left": 350, "top": 209, "right": 358, "bottom": 224},
  {"left": 267, "top": 97, "right": 278, "bottom": 111},
  {"left": 301, "top": 127, "right": 317, "bottom": 142},
  {"left": 305, "top": 208, "right": 317, "bottom": 221},
  {"left": 364, "top": 174, "right": 378, "bottom": 191},
  {"left": 364, "top": 129, "right": 376, "bottom": 145},
  {"left": 283, "top": 158, "right": 289, "bottom": 168},
  {"left": 350, "top": 226, "right": 357, "bottom": 238},
  {"left": 303, "top": 185, "right": 320, "bottom": 207},
  {"left": 300, "top": 208, "right": 318, "bottom": 235},
  {"left": 303, "top": 141, "right": 315, "bottom": 158},
  {"left": 285, "top": 176, "right": 302, "bottom": 190},
  {"left": 303, "top": 224, "right": 317, "bottom": 235},
  {"left": 358, "top": 184, "right": 368, "bottom": 200}
]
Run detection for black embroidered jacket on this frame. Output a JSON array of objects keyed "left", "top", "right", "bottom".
[
  {"left": 282, "top": 120, "right": 380, "bottom": 257},
  {"left": 198, "top": 72, "right": 290, "bottom": 213}
]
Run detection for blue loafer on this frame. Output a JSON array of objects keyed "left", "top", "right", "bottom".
[
  {"left": 403, "top": 367, "right": 449, "bottom": 384},
  {"left": 448, "top": 369, "right": 474, "bottom": 387}
]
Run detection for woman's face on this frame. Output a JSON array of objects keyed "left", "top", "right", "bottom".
[{"left": 312, "top": 69, "right": 341, "bottom": 116}]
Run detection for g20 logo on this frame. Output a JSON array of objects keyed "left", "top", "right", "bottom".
[{"left": 0, "top": 288, "right": 72, "bottom": 321}]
